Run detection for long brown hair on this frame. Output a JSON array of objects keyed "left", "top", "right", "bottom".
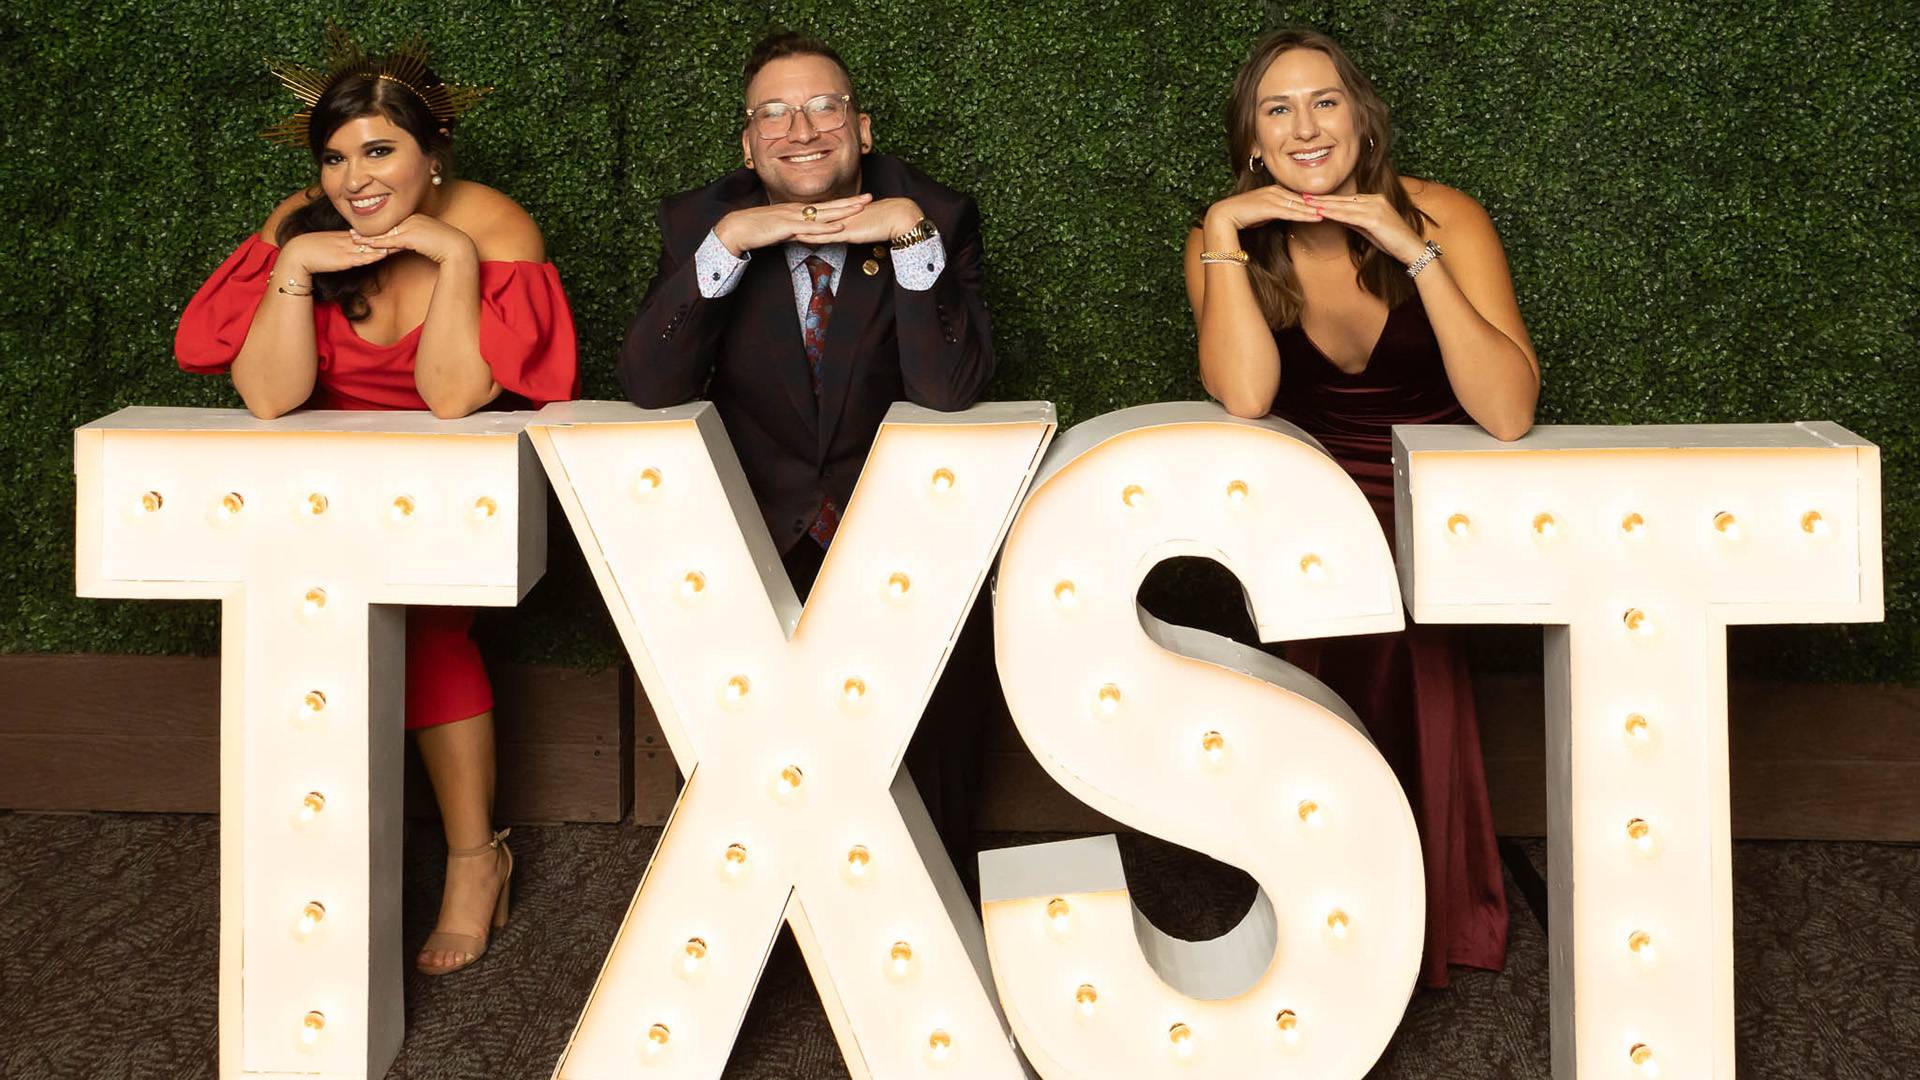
[{"left": 1224, "top": 29, "right": 1429, "bottom": 329}]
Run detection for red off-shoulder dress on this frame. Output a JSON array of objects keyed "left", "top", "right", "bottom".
[
  {"left": 174, "top": 234, "right": 580, "bottom": 729},
  {"left": 1272, "top": 296, "right": 1509, "bottom": 988}
]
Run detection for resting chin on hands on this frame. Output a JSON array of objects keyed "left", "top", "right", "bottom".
[
  {"left": 712, "top": 193, "right": 874, "bottom": 256},
  {"left": 350, "top": 213, "right": 479, "bottom": 266}
]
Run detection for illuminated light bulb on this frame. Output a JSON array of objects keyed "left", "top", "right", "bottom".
[
  {"left": 846, "top": 844, "right": 871, "bottom": 878},
  {"left": 1075, "top": 983, "right": 1099, "bottom": 1015},
  {"left": 1623, "top": 608, "right": 1651, "bottom": 634},
  {"left": 140, "top": 490, "right": 164, "bottom": 513},
  {"left": 1121, "top": 484, "right": 1146, "bottom": 508},
  {"left": 1713, "top": 511, "right": 1741, "bottom": 540},
  {"left": 1096, "top": 683, "right": 1122, "bottom": 715},
  {"left": 219, "top": 492, "right": 244, "bottom": 516},
  {"left": 1621, "top": 511, "right": 1645, "bottom": 536},
  {"left": 1532, "top": 512, "right": 1558, "bottom": 537},
  {"left": 889, "top": 940, "right": 914, "bottom": 977},
  {"left": 930, "top": 467, "right": 955, "bottom": 493},
  {"left": 307, "top": 492, "right": 328, "bottom": 516},
  {"left": 301, "top": 690, "right": 327, "bottom": 717},
  {"left": 775, "top": 765, "right": 804, "bottom": 799},
  {"left": 1326, "top": 909, "right": 1350, "bottom": 939},
  {"left": 645, "top": 1023, "right": 671, "bottom": 1054},
  {"left": 298, "top": 791, "right": 326, "bottom": 822},
  {"left": 303, "top": 587, "right": 327, "bottom": 615},
  {"left": 472, "top": 495, "right": 498, "bottom": 519},
  {"left": 887, "top": 571, "right": 912, "bottom": 599},
  {"left": 1275, "top": 1009, "right": 1300, "bottom": 1045},
  {"left": 1802, "top": 510, "right": 1828, "bottom": 536},
  {"left": 1168, "top": 1022, "right": 1194, "bottom": 1057},
  {"left": 682, "top": 936, "right": 707, "bottom": 974},
  {"left": 1627, "top": 818, "right": 1653, "bottom": 851},
  {"left": 1630, "top": 1043, "right": 1656, "bottom": 1073},
  {"left": 680, "top": 571, "right": 706, "bottom": 598},
  {"left": 1298, "top": 553, "right": 1324, "bottom": 579},
  {"left": 1297, "top": 799, "right": 1322, "bottom": 827},
  {"left": 722, "top": 843, "right": 748, "bottom": 875},
  {"left": 842, "top": 676, "right": 866, "bottom": 702},
  {"left": 1053, "top": 579, "right": 1077, "bottom": 607},
  {"left": 635, "top": 467, "right": 663, "bottom": 496},
  {"left": 390, "top": 494, "right": 415, "bottom": 520},
  {"left": 1046, "top": 897, "right": 1071, "bottom": 932},
  {"left": 1200, "top": 730, "right": 1227, "bottom": 765},
  {"left": 297, "top": 901, "right": 326, "bottom": 935},
  {"left": 926, "top": 1029, "right": 952, "bottom": 1063},
  {"left": 722, "top": 675, "right": 750, "bottom": 704},
  {"left": 1446, "top": 512, "right": 1471, "bottom": 537},
  {"left": 1628, "top": 930, "right": 1655, "bottom": 960},
  {"left": 1625, "top": 713, "right": 1651, "bottom": 742},
  {"left": 300, "top": 1011, "right": 326, "bottom": 1045},
  {"left": 1226, "top": 479, "right": 1249, "bottom": 503}
]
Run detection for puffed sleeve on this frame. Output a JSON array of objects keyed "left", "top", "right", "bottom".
[
  {"left": 476, "top": 261, "right": 581, "bottom": 406},
  {"left": 174, "top": 235, "right": 279, "bottom": 374}
]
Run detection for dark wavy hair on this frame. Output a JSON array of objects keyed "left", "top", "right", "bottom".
[
  {"left": 742, "top": 30, "right": 858, "bottom": 107},
  {"left": 274, "top": 73, "right": 454, "bottom": 321},
  {"left": 1224, "top": 29, "right": 1431, "bottom": 329}
]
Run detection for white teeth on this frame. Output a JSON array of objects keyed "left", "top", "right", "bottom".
[
  {"left": 787, "top": 152, "right": 828, "bottom": 163},
  {"left": 1290, "top": 148, "right": 1331, "bottom": 162},
  {"left": 349, "top": 195, "right": 386, "bottom": 208}
]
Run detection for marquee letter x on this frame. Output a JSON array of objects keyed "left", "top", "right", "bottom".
[{"left": 530, "top": 401, "right": 1054, "bottom": 1079}]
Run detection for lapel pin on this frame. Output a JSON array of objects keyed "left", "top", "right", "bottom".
[{"left": 862, "top": 258, "right": 881, "bottom": 277}]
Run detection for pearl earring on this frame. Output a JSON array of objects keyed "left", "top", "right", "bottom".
[{"left": 431, "top": 173, "right": 443, "bottom": 186}]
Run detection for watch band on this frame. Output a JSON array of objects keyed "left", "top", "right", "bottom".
[
  {"left": 889, "top": 217, "right": 938, "bottom": 250},
  {"left": 1405, "top": 241, "right": 1443, "bottom": 279}
]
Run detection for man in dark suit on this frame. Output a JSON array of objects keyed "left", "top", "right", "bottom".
[{"left": 620, "top": 30, "right": 998, "bottom": 888}]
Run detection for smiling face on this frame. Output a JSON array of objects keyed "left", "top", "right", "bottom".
[
  {"left": 318, "top": 114, "right": 437, "bottom": 233},
  {"left": 1251, "top": 48, "right": 1365, "bottom": 195},
  {"left": 741, "top": 53, "right": 870, "bottom": 204}
]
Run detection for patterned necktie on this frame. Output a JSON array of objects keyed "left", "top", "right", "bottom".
[{"left": 801, "top": 255, "right": 841, "bottom": 547}]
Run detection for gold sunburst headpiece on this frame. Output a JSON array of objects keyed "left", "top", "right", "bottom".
[{"left": 262, "top": 24, "right": 491, "bottom": 147}]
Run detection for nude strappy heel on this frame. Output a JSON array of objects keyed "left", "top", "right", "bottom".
[{"left": 415, "top": 827, "right": 513, "bottom": 976}]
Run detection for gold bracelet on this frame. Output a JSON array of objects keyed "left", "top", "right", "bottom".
[
  {"left": 1199, "top": 250, "right": 1249, "bottom": 265},
  {"left": 276, "top": 276, "right": 314, "bottom": 296}
]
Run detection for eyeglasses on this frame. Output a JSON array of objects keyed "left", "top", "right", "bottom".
[{"left": 745, "top": 94, "right": 852, "bottom": 139}]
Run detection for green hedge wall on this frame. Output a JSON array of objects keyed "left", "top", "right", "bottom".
[{"left": 4, "top": 1, "right": 1915, "bottom": 680}]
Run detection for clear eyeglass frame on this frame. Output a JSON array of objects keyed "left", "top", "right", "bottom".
[{"left": 746, "top": 93, "right": 852, "bottom": 139}]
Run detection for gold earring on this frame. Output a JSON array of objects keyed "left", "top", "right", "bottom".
[
  {"left": 1249, "top": 154, "right": 1263, "bottom": 173},
  {"left": 744, "top": 156, "right": 754, "bottom": 168}
]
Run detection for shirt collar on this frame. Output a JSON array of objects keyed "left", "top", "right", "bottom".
[{"left": 785, "top": 242, "right": 847, "bottom": 274}]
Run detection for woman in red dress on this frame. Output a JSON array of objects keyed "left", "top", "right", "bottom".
[
  {"left": 175, "top": 37, "right": 579, "bottom": 976},
  {"left": 1186, "top": 29, "right": 1541, "bottom": 988}
]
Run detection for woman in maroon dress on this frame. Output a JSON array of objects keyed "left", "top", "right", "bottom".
[
  {"left": 1185, "top": 28, "right": 1541, "bottom": 987},
  {"left": 175, "top": 34, "right": 579, "bottom": 976}
]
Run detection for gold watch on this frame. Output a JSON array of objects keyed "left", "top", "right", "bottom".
[{"left": 889, "top": 217, "right": 938, "bottom": 250}]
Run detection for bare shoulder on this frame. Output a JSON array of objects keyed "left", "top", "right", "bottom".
[
  {"left": 446, "top": 181, "right": 545, "bottom": 263},
  {"left": 260, "top": 188, "right": 321, "bottom": 243},
  {"left": 1400, "top": 176, "right": 1494, "bottom": 240}
]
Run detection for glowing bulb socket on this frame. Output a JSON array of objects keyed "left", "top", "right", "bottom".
[
  {"left": 307, "top": 493, "right": 328, "bottom": 515},
  {"left": 1627, "top": 818, "right": 1652, "bottom": 849},
  {"left": 722, "top": 675, "right": 750, "bottom": 704},
  {"left": 1096, "top": 684, "right": 1122, "bottom": 714},
  {"left": 300, "top": 1011, "right": 326, "bottom": 1044},
  {"left": 1075, "top": 984, "right": 1098, "bottom": 1013},
  {"left": 1621, "top": 511, "right": 1645, "bottom": 535},
  {"left": 1630, "top": 1043, "right": 1654, "bottom": 1068},
  {"left": 1327, "top": 909, "right": 1350, "bottom": 937},
  {"left": 1226, "top": 479, "right": 1249, "bottom": 502},
  {"left": 1713, "top": 511, "right": 1739, "bottom": 537},
  {"left": 1299, "top": 553, "right": 1324, "bottom": 578},
  {"left": 473, "top": 495, "right": 498, "bottom": 519},
  {"left": 1625, "top": 713, "right": 1651, "bottom": 741},
  {"left": 1623, "top": 608, "right": 1650, "bottom": 633},
  {"left": 301, "top": 690, "right": 327, "bottom": 716},
  {"left": 889, "top": 940, "right": 913, "bottom": 976},
  {"left": 681, "top": 571, "right": 706, "bottom": 597},
  {"left": 1802, "top": 510, "right": 1827, "bottom": 535},
  {"left": 887, "top": 571, "right": 912, "bottom": 599},
  {"left": 1053, "top": 579, "right": 1077, "bottom": 606},
  {"left": 1628, "top": 930, "right": 1654, "bottom": 957},
  {"left": 391, "top": 494, "right": 415, "bottom": 519},
  {"left": 846, "top": 845, "right": 871, "bottom": 877},
  {"left": 220, "top": 492, "right": 244, "bottom": 516},
  {"left": 1532, "top": 512, "right": 1558, "bottom": 537},
  {"left": 303, "top": 587, "right": 327, "bottom": 614},
  {"left": 647, "top": 1023, "right": 671, "bottom": 1050},
  {"left": 1446, "top": 512, "right": 1471, "bottom": 536},
  {"left": 930, "top": 467, "right": 955, "bottom": 493},
  {"left": 1297, "top": 799, "right": 1321, "bottom": 826},
  {"left": 636, "top": 468, "right": 663, "bottom": 495},
  {"left": 140, "top": 491, "right": 164, "bottom": 513},
  {"left": 299, "top": 791, "right": 326, "bottom": 820},
  {"left": 1121, "top": 484, "right": 1145, "bottom": 508},
  {"left": 1046, "top": 897, "right": 1070, "bottom": 930},
  {"left": 297, "top": 901, "right": 326, "bottom": 934},
  {"left": 723, "top": 843, "right": 748, "bottom": 873},
  {"left": 842, "top": 676, "right": 866, "bottom": 701}
]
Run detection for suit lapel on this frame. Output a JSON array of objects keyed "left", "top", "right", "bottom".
[
  {"left": 815, "top": 156, "right": 900, "bottom": 460},
  {"left": 815, "top": 245, "right": 883, "bottom": 460},
  {"left": 741, "top": 250, "right": 820, "bottom": 442}
]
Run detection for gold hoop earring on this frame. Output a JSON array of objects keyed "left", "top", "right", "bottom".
[
  {"left": 1248, "top": 154, "right": 1263, "bottom": 174},
  {"left": 1368, "top": 137, "right": 1376, "bottom": 152}
]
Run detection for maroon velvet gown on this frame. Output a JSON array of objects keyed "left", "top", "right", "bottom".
[{"left": 1271, "top": 295, "right": 1509, "bottom": 988}]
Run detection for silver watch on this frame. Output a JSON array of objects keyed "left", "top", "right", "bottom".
[{"left": 1405, "top": 241, "right": 1443, "bottom": 279}]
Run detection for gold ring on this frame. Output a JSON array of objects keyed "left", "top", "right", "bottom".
[
  {"left": 355, "top": 244, "right": 372, "bottom": 253},
  {"left": 801, "top": 205, "right": 818, "bottom": 222}
]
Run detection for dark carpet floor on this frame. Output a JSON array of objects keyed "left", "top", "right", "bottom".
[{"left": 1, "top": 812, "right": 1915, "bottom": 1078}]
